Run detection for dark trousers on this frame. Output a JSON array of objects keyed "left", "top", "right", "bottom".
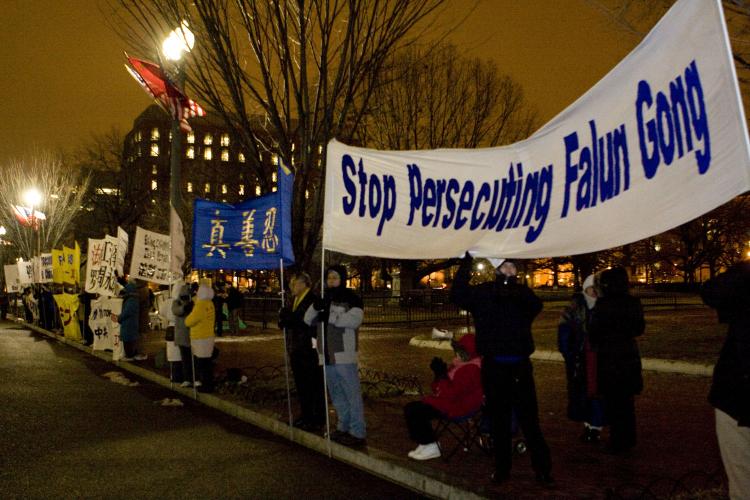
[
  {"left": 290, "top": 348, "right": 325, "bottom": 425},
  {"left": 178, "top": 345, "right": 194, "bottom": 383},
  {"left": 482, "top": 358, "right": 551, "bottom": 477},
  {"left": 124, "top": 340, "right": 137, "bottom": 358},
  {"left": 404, "top": 401, "right": 442, "bottom": 444},
  {"left": 195, "top": 356, "right": 213, "bottom": 391},
  {"left": 604, "top": 393, "right": 636, "bottom": 450}
]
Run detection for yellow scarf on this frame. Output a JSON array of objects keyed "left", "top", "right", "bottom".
[{"left": 293, "top": 288, "right": 310, "bottom": 311}]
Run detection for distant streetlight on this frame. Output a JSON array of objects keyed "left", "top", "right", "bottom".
[
  {"left": 477, "top": 263, "right": 485, "bottom": 271},
  {"left": 22, "top": 188, "right": 43, "bottom": 208},
  {"left": 0, "top": 226, "right": 6, "bottom": 236}
]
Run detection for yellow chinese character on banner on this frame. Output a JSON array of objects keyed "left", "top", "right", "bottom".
[
  {"left": 262, "top": 207, "right": 279, "bottom": 253},
  {"left": 202, "top": 210, "right": 230, "bottom": 258},
  {"left": 234, "top": 209, "right": 260, "bottom": 256}
]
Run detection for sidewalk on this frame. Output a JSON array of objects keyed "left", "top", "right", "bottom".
[{"left": 23, "top": 318, "right": 727, "bottom": 499}]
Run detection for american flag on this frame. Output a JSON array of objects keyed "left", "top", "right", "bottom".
[
  {"left": 125, "top": 55, "right": 206, "bottom": 133},
  {"left": 12, "top": 205, "right": 46, "bottom": 229}
]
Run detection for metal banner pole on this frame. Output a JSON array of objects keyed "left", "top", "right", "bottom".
[
  {"left": 280, "top": 259, "right": 293, "bottom": 436},
  {"left": 320, "top": 249, "right": 331, "bottom": 457}
]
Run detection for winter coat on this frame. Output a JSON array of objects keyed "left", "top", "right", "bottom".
[
  {"left": 422, "top": 334, "right": 483, "bottom": 419},
  {"left": 171, "top": 284, "right": 193, "bottom": 347},
  {"left": 226, "top": 287, "right": 243, "bottom": 311},
  {"left": 589, "top": 268, "right": 644, "bottom": 396},
  {"left": 185, "top": 285, "right": 216, "bottom": 341},
  {"left": 136, "top": 284, "right": 151, "bottom": 333},
  {"left": 279, "top": 288, "right": 318, "bottom": 353},
  {"left": 304, "top": 265, "right": 364, "bottom": 365},
  {"left": 118, "top": 283, "right": 140, "bottom": 342},
  {"left": 450, "top": 254, "right": 542, "bottom": 358},
  {"left": 558, "top": 293, "right": 598, "bottom": 420},
  {"left": 701, "top": 262, "right": 750, "bottom": 426}
]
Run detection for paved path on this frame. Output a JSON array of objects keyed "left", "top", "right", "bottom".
[{"left": 0, "top": 324, "right": 416, "bottom": 500}]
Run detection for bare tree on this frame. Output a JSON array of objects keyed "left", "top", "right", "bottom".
[
  {"left": 107, "top": 0, "right": 448, "bottom": 273},
  {"left": 359, "top": 41, "right": 537, "bottom": 289},
  {"left": 0, "top": 153, "right": 91, "bottom": 259}
]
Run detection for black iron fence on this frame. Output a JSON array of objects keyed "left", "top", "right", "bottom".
[{"left": 239, "top": 288, "right": 701, "bottom": 329}]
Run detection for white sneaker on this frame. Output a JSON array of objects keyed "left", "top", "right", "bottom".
[
  {"left": 194, "top": 381, "right": 203, "bottom": 387},
  {"left": 180, "top": 381, "right": 192, "bottom": 388},
  {"left": 410, "top": 442, "right": 441, "bottom": 460},
  {"left": 431, "top": 328, "right": 453, "bottom": 340},
  {"left": 407, "top": 444, "right": 425, "bottom": 458}
]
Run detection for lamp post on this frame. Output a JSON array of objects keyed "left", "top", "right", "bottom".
[{"left": 162, "top": 21, "right": 195, "bottom": 276}]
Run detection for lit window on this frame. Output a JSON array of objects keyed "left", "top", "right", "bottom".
[
  {"left": 137, "top": 147, "right": 142, "bottom": 157},
  {"left": 204, "top": 183, "right": 211, "bottom": 193},
  {"left": 187, "top": 132, "right": 195, "bottom": 144},
  {"left": 222, "top": 184, "right": 228, "bottom": 194},
  {"left": 305, "top": 189, "right": 309, "bottom": 200},
  {"left": 135, "top": 131, "right": 142, "bottom": 142},
  {"left": 272, "top": 154, "right": 279, "bottom": 165},
  {"left": 272, "top": 186, "right": 277, "bottom": 192},
  {"left": 220, "top": 133, "right": 230, "bottom": 146},
  {"left": 151, "top": 199, "right": 156, "bottom": 204},
  {"left": 151, "top": 179, "right": 158, "bottom": 191},
  {"left": 204, "top": 134, "right": 213, "bottom": 145},
  {"left": 221, "top": 149, "right": 229, "bottom": 162},
  {"left": 204, "top": 147, "right": 212, "bottom": 160},
  {"left": 238, "top": 152, "right": 245, "bottom": 163},
  {"left": 151, "top": 165, "right": 158, "bottom": 175},
  {"left": 255, "top": 185, "right": 261, "bottom": 196},
  {"left": 291, "top": 142, "right": 295, "bottom": 152},
  {"left": 169, "top": 131, "right": 173, "bottom": 142},
  {"left": 187, "top": 182, "right": 193, "bottom": 193},
  {"left": 151, "top": 128, "right": 160, "bottom": 141},
  {"left": 239, "top": 184, "right": 245, "bottom": 195},
  {"left": 318, "top": 144, "right": 323, "bottom": 154},
  {"left": 150, "top": 144, "right": 159, "bottom": 157},
  {"left": 272, "top": 171, "right": 277, "bottom": 182},
  {"left": 258, "top": 152, "right": 263, "bottom": 162},
  {"left": 186, "top": 146, "right": 195, "bottom": 159}
]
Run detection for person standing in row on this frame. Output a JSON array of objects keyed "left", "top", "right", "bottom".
[
  {"left": 558, "top": 274, "right": 606, "bottom": 442},
  {"left": 589, "top": 266, "right": 644, "bottom": 454},
  {"left": 701, "top": 261, "right": 750, "bottom": 500},
  {"left": 305, "top": 265, "right": 366, "bottom": 447},
  {"left": 114, "top": 279, "right": 140, "bottom": 361},
  {"left": 185, "top": 279, "right": 216, "bottom": 392},
  {"left": 451, "top": 253, "right": 553, "bottom": 486},
  {"left": 279, "top": 272, "right": 326, "bottom": 431}
]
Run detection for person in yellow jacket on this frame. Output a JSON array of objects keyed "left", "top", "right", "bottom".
[{"left": 185, "top": 280, "right": 216, "bottom": 392}]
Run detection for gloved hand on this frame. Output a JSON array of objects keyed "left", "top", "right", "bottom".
[{"left": 430, "top": 357, "right": 448, "bottom": 380}]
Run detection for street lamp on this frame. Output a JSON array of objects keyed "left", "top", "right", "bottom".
[
  {"left": 22, "top": 187, "right": 43, "bottom": 258},
  {"left": 162, "top": 21, "right": 194, "bottom": 278}
]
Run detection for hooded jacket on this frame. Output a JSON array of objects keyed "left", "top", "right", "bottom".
[
  {"left": 589, "top": 267, "right": 644, "bottom": 396},
  {"left": 422, "top": 334, "right": 483, "bottom": 419},
  {"left": 118, "top": 283, "right": 140, "bottom": 342},
  {"left": 701, "top": 261, "right": 750, "bottom": 426},
  {"left": 451, "top": 254, "right": 542, "bottom": 358},
  {"left": 185, "top": 284, "right": 216, "bottom": 341},
  {"left": 304, "top": 265, "right": 364, "bottom": 365},
  {"left": 171, "top": 284, "right": 193, "bottom": 347}
]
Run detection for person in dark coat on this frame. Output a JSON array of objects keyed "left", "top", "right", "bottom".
[
  {"left": 451, "top": 253, "right": 552, "bottom": 486},
  {"left": 588, "top": 266, "right": 644, "bottom": 454},
  {"left": 278, "top": 272, "right": 325, "bottom": 431},
  {"left": 403, "top": 334, "right": 483, "bottom": 461},
  {"left": 213, "top": 285, "right": 226, "bottom": 337},
  {"left": 113, "top": 281, "right": 140, "bottom": 360},
  {"left": 558, "top": 274, "right": 606, "bottom": 442},
  {"left": 226, "top": 285, "right": 243, "bottom": 335},
  {"left": 701, "top": 261, "right": 750, "bottom": 499}
]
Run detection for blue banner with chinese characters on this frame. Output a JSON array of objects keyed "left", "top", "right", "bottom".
[{"left": 192, "top": 166, "right": 294, "bottom": 270}]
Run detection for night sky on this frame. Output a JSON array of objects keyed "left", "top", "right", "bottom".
[{"left": 0, "top": 0, "right": 640, "bottom": 163}]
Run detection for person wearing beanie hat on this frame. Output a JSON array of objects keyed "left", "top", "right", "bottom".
[
  {"left": 304, "top": 264, "right": 366, "bottom": 446},
  {"left": 403, "top": 333, "right": 483, "bottom": 460},
  {"left": 558, "top": 274, "right": 606, "bottom": 443},
  {"left": 451, "top": 252, "right": 552, "bottom": 486},
  {"left": 185, "top": 279, "right": 216, "bottom": 392}
]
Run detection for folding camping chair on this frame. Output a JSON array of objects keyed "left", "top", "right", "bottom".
[{"left": 433, "top": 408, "right": 483, "bottom": 462}]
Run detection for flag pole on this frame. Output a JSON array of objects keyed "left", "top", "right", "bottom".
[
  {"left": 321, "top": 248, "right": 331, "bottom": 457},
  {"left": 280, "top": 258, "right": 293, "bottom": 437}
]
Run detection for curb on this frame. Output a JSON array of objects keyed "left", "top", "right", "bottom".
[
  {"left": 409, "top": 337, "right": 714, "bottom": 377},
  {"left": 20, "top": 320, "right": 486, "bottom": 500}
]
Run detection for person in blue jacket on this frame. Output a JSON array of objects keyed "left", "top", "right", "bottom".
[{"left": 113, "top": 280, "right": 140, "bottom": 361}]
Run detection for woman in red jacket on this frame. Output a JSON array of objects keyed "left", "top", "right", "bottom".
[{"left": 404, "top": 333, "right": 483, "bottom": 460}]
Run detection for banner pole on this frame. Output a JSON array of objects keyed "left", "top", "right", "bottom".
[
  {"left": 280, "top": 259, "right": 293, "bottom": 436},
  {"left": 320, "top": 248, "right": 331, "bottom": 457}
]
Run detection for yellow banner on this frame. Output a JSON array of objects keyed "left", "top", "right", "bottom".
[
  {"left": 51, "top": 249, "right": 64, "bottom": 284},
  {"left": 63, "top": 242, "right": 81, "bottom": 285},
  {"left": 53, "top": 293, "right": 81, "bottom": 341}
]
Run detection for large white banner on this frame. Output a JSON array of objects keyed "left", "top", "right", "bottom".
[
  {"left": 323, "top": 0, "right": 750, "bottom": 259},
  {"left": 90, "top": 297, "right": 124, "bottom": 360},
  {"left": 129, "top": 226, "right": 171, "bottom": 285},
  {"left": 85, "top": 236, "right": 122, "bottom": 296},
  {"left": 17, "top": 261, "right": 34, "bottom": 285},
  {"left": 33, "top": 254, "right": 53, "bottom": 284}
]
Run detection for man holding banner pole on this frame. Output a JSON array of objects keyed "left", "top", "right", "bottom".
[{"left": 451, "top": 253, "right": 552, "bottom": 486}]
